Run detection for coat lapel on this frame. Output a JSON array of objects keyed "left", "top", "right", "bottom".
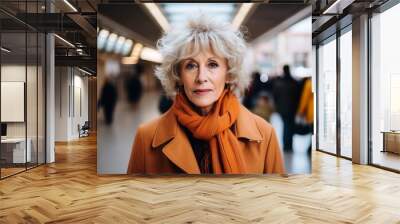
[
  {"left": 151, "top": 109, "right": 200, "bottom": 174},
  {"left": 162, "top": 129, "right": 201, "bottom": 174},
  {"left": 235, "top": 106, "right": 263, "bottom": 142},
  {"left": 150, "top": 105, "right": 262, "bottom": 174}
]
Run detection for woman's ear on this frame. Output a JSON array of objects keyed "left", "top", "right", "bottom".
[
  {"left": 225, "top": 81, "right": 233, "bottom": 90},
  {"left": 225, "top": 75, "right": 235, "bottom": 89},
  {"left": 176, "top": 80, "right": 184, "bottom": 93},
  {"left": 173, "top": 63, "right": 181, "bottom": 78},
  {"left": 225, "top": 74, "right": 232, "bottom": 83}
]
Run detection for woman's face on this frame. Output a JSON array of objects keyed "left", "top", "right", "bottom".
[{"left": 179, "top": 49, "right": 228, "bottom": 114}]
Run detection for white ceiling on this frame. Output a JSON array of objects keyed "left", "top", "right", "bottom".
[{"left": 159, "top": 3, "right": 240, "bottom": 28}]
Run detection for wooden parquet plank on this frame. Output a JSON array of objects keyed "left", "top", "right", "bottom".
[{"left": 0, "top": 134, "right": 400, "bottom": 223}]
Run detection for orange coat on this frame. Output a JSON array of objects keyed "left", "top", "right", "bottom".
[
  {"left": 127, "top": 105, "right": 285, "bottom": 174},
  {"left": 297, "top": 78, "right": 314, "bottom": 124}
]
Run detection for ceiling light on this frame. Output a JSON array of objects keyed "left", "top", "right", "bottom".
[
  {"left": 97, "top": 29, "right": 110, "bottom": 50},
  {"left": 130, "top": 43, "right": 143, "bottom": 57},
  {"left": 121, "top": 39, "right": 133, "bottom": 56},
  {"left": 63, "top": 0, "right": 78, "bottom": 12},
  {"left": 232, "top": 3, "right": 254, "bottom": 30},
  {"left": 78, "top": 67, "right": 93, "bottom": 76},
  {"left": 140, "top": 47, "right": 162, "bottom": 63},
  {"left": 1, "top": 47, "right": 11, "bottom": 53},
  {"left": 122, "top": 43, "right": 143, "bottom": 64},
  {"left": 163, "top": 4, "right": 235, "bottom": 14},
  {"left": 143, "top": 3, "right": 170, "bottom": 32},
  {"left": 114, "top": 36, "right": 126, "bottom": 54},
  {"left": 76, "top": 48, "right": 84, "bottom": 55},
  {"left": 105, "top": 33, "right": 118, "bottom": 52},
  {"left": 322, "top": 0, "right": 354, "bottom": 14},
  {"left": 54, "top": 34, "right": 75, "bottom": 48}
]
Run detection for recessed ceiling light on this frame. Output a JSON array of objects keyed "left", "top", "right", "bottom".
[
  {"left": 1, "top": 47, "right": 11, "bottom": 53},
  {"left": 63, "top": 0, "right": 78, "bottom": 12},
  {"left": 78, "top": 67, "right": 93, "bottom": 76},
  {"left": 54, "top": 34, "right": 75, "bottom": 48}
]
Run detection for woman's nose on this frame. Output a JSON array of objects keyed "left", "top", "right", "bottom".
[{"left": 196, "top": 65, "right": 208, "bottom": 83}]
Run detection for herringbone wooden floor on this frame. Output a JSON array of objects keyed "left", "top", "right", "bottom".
[{"left": 1, "top": 135, "right": 400, "bottom": 224}]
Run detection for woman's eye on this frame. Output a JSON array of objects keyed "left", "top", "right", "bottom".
[
  {"left": 185, "top": 63, "right": 197, "bottom": 70},
  {"left": 208, "top": 62, "right": 218, "bottom": 68}
]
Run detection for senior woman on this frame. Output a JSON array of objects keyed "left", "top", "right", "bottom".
[{"left": 127, "top": 16, "right": 285, "bottom": 174}]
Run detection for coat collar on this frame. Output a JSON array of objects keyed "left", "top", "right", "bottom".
[
  {"left": 234, "top": 106, "right": 263, "bottom": 142},
  {"left": 151, "top": 105, "right": 263, "bottom": 174}
]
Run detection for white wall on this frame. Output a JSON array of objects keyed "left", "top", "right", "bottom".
[
  {"left": 1, "top": 65, "right": 27, "bottom": 142},
  {"left": 1, "top": 65, "right": 37, "bottom": 138},
  {"left": 71, "top": 73, "right": 89, "bottom": 138},
  {"left": 55, "top": 67, "right": 69, "bottom": 141},
  {"left": 1, "top": 64, "right": 46, "bottom": 164},
  {"left": 55, "top": 67, "right": 89, "bottom": 141}
]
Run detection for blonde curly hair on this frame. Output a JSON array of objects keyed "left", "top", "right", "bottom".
[{"left": 154, "top": 14, "right": 252, "bottom": 97}]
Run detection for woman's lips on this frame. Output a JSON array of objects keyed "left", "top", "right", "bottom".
[{"left": 193, "top": 89, "right": 212, "bottom": 96}]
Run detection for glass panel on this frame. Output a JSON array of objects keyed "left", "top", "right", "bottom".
[
  {"left": 317, "top": 37, "right": 337, "bottom": 154},
  {"left": 339, "top": 29, "right": 352, "bottom": 158},
  {"left": 38, "top": 32, "right": 45, "bottom": 165},
  {"left": 27, "top": 31, "right": 38, "bottom": 169},
  {"left": 0, "top": 1, "right": 46, "bottom": 178},
  {"left": 371, "top": 4, "right": 400, "bottom": 171},
  {"left": 1, "top": 30, "right": 27, "bottom": 177}
]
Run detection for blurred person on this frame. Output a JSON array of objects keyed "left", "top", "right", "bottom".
[
  {"left": 252, "top": 91, "right": 275, "bottom": 122},
  {"left": 127, "top": 15, "right": 285, "bottom": 174},
  {"left": 242, "top": 71, "right": 273, "bottom": 110},
  {"left": 99, "top": 78, "right": 118, "bottom": 125},
  {"left": 125, "top": 63, "right": 144, "bottom": 105},
  {"left": 271, "top": 65, "right": 301, "bottom": 151},
  {"left": 242, "top": 72, "right": 261, "bottom": 109},
  {"left": 158, "top": 94, "right": 173, "bottom": 114},
  {"left": 296, "top": 77, "right": 314, "bottom": 151}
]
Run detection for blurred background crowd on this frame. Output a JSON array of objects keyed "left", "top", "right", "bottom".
[{"left": 96, "top": 3, "right": 313, "bottom": 174}]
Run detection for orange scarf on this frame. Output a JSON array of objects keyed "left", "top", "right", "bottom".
[{"left": 172, "top": 89, "right": 247, "bottom": 174}]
